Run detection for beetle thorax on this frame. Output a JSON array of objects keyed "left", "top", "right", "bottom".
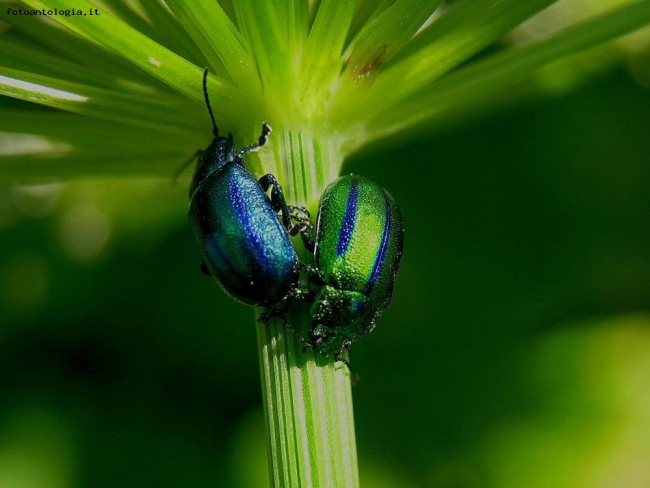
[{"left": 189, "top": 137, "right": 237, "bottom": 198}]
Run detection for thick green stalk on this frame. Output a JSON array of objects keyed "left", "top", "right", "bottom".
[
  {"left": 256, "top": 314, "right": 358, "bottom": 488},
  {"left": 255, "top": 130, "right": 358, "bottom": 488}
]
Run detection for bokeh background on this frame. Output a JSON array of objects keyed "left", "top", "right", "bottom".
[{"left": 1, "top": 53, "right": 650, "bottom": 488}]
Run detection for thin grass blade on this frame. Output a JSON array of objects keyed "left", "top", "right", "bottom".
[{"left": 366, "top": 0, "right": 650, "bottom": 143}]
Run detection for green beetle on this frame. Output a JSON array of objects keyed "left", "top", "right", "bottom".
[{"left": 307, "top": 175, "right": 405, "bottom": 362}]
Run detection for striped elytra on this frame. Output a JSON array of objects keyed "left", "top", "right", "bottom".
[{"left": 309, "top": 175, "right": 404, "bottom": 357}]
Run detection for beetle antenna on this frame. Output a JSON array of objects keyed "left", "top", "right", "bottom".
[{"left": 202, "top": 68, "right": 219, "bottom": 137}]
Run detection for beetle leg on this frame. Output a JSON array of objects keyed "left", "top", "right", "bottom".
[
  {"left": 258, "top": 174, "right": 293, "bottom": 231},
  {"left": 257, "top": 174, "right": 283, "bottom": 212},
  {"left": 199, "top": 261, "right": 211, "bottom": 276},
  {"left": 335, "top": 341, "right": 359, "bottom": 383},
  {"left": 258, "top": 303, "right": 290, "bottom": 325},
  {"left": 287, "top": 205, "right": 310, "bottom": 221},
  {"left": 288, "top": 222, "right": 315, "bottom": 252},
  {"left": 288, "top": 221, "right": 311, "bottom": 235},
  {"left": 298, "top": 228, "right": 315, "bottom": 253},
  {"left": 257, "top": 308, "right": 274, "bottom": 324},
  {"left": 286, "top": 320, "right": 314, "bottom": 352},
  {"left": 301, "top": 263, "right": 325, "bottom": 286},
  {"left": 287, "top": 207, "right": 311, "bottom": 231},
  {"left": 289, "top": 286, "right": 317, "bottom": 303},
  {"left": 260, "top": 307, "right": 315, "bottom": 352},
  {"left": 172, "top": 149, "right": 203, "bottom": 183},
  {"left": 234, "top": 122, "right": 272, "bottom": 162},
  {"left": 287, "top": 206, "right": 316, "bottom": 251}
]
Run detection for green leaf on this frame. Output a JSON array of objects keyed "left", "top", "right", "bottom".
[
  {"left": 345, "top": 0, "right": 443, "bottom": 80},
  {"left": 335, "top": 0, "right": 557, "bottom": 118},
  {"left": 0, "top": 67, "right": 199, "bottom": 133},
  {"left": 366, "top": 0, "right": 650, "bottom": 142},
  {"left": 19, "top": 0, "right": 229, "bottom": 105},
  {"left": 299, "top": 0, "right": 359, "bottom": 108},
  {"left": 164, "top": 0, "right": 261, "bottom": 94}
]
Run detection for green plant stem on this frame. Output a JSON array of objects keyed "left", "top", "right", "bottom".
[
  {"left": 255, "top": 129, "right": 358, "bottom": 488},
  {"left": 256, "top": 314, "right": 358, "bottom": 488}
]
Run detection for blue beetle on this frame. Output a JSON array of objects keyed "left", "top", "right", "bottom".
[{"left": 187, "top": 69, "right": 311, "bottom": 307}]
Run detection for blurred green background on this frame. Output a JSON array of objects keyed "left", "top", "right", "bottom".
[{"left": 1, "top": 67, "right": 649, "bottom": 487}]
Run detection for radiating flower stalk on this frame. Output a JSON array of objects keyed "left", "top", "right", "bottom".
[{"left": 1, "top": 0, "right": 649, "bottom": 486}]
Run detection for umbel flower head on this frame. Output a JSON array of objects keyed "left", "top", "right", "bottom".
[{"left": 2, "top": 0, "right": 649, "bottom": 204}]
